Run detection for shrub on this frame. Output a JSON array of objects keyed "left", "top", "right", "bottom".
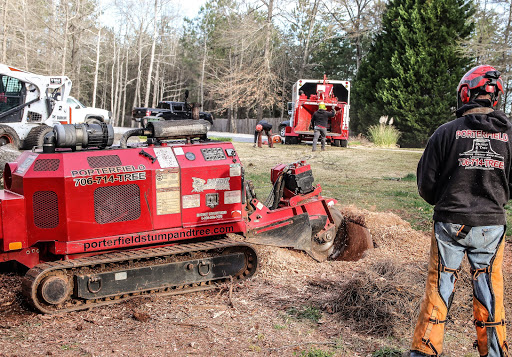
[{"left": 368, "top": 124, "right": 401, "bottom": 148}]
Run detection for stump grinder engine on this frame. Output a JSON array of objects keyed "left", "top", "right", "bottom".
[{"left": 0, "top": 120, "right": 344, "bottom": 313}]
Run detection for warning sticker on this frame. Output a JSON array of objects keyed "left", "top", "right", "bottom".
[
  {"left": 174, "top": 147, "right": 185, "bottom": 156},
  {"left": 156, "top": 190, "right": 181, "bottom": 215},
  {"left": 230, "top": 164, "right": 241, "bottom": 177},
  {"left": 155, "top": 169, "right": 181, "bottom": 215},
  {"left": 196, "top": 211, "right": 227, "bottom": 221},
  {"left": 182, "top": 194, "right": 200, "bottom": 209},
  {"left": 16, "top": 155, "right": 36, "bottom": 174},
  {"left": 154, "top": 147, "right": 179, "bottom": 168},
  {"left": 155, "top": 169, "right": 179, "bottom": 189},
  {"left": 224, "top": 191, "right": 241, "bottom": 204}
]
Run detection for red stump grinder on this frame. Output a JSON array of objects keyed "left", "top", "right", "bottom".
[{"left": 0, "top": 120, "right": 365, "bottom": 313}]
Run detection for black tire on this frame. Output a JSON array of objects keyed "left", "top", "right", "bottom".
[
  {"left": 341, "top": 139, "right": 348, "bottom": 147},
  {"left": 0, "top": 125, "right": 21, "bottom": 149},
  {"left": 279, "top": 125, "right": 286, "bottom": 137},
  {"left": 23, "top": 125, "right": 53, "bottom": 150},
  {"left": 333, "top": 139, "right": 341, "bottom": 147},
  {"left": 287, "top": 136, "right": 298, "bottom": 145}
]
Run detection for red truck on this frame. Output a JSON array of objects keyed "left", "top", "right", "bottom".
[{"left": 282, "top": 76, "right": 350, "bottom": 147}]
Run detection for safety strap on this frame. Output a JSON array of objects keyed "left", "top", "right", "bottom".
[
  {"left": 455, "top": 224, "right": 472, "bottom": 239},
  {"left": 470, "top": 266, "right": 491, "bottom": 280},
  {"left": 421, "top": 338, "right": 440, "bottom": 356},
  {"left": 429, "top": 317, "right": 447, "bottom": 324},
  {"left": 474, "top": 319, "right": 507, "bottom": 328},
  {"left": 440, "top": 265, "right": 462, "bottom": 281},
  {"left": 421, "top": 306, "right": 441, "bottom": 356}
]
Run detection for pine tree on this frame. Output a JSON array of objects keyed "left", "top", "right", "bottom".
[{"left": 352, "top": 0, "right": 474, "bottom": 146}]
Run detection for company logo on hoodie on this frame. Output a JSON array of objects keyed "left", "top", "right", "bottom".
[{"left": 458, "top": 136, "right": 504, "bottom": 170}]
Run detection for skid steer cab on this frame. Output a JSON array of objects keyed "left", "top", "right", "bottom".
[
  {"left": 0, "top": 121, "right": 363, "bottom": 314},
  {"left": 0, "top": 64, "right": 111, "bottom": 150}
]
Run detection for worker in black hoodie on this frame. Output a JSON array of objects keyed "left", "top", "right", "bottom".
[
  {"left": 311, "top": 102, "right": 335, "bottom": 151},
  {"left": 411, "top": 65, "right": 511, "bottom": 357}
]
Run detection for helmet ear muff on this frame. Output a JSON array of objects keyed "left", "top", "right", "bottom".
[{"left": 460, "top": 85, "right": 470, "bottom": 104}]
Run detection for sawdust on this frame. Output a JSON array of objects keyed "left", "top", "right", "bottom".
[{"left": 0, "top": 205, "right": 504, "bottom": 356}]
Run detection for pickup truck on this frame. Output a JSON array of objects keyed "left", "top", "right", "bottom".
[
  {"left": 132, "top": 101, "right": 214, "bottom": 125},
  {"left": 67, "top": 96, "right": 112, "bottom": 125}
]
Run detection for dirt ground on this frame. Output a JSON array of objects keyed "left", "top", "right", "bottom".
[
  {"left": 0, "top": 141, "right": 509, "bottom": 356},
  {"left": 1, "top": 204, "right": 508, "bottom": 356}
]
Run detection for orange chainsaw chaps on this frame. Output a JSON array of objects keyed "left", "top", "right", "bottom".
[
  {"left": 411, "top": 233, "right": 448, "bottom": 356},
  {"left": 473, "top": 237, "right": 508, "bottom": 356},
  {"left": 473, "top": 298, "right": 490, "bottom": 356}
]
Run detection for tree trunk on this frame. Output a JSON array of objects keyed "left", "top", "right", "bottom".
[
  {"left": 144, "top": 0, "right": 158, "bottom": 108},
  {"left": 61, "top": 2, "right": 69, "bottom": 76},
  {"left": 152, "top": 57, "right": 160, "bottom": 108},
  {"left": 113, "top": 45, "right": 121, "bottom": 124},
  {"left": 92, "top": 28, "right": 101, "bottom": 108},
  {"left": 298, "top": 0, "right": 318, "bottom": 78},
  {"left": 1, "top": 0, "right": 8, "bottom": 64},
  {"left": 132, "top": 22, "right": 144, "bottom": 111},
  {"left": 22, "top": 0, "right": 29, "bottom": 69}
]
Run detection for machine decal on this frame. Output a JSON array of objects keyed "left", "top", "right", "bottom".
[
  {"left": 196, "top": 211, "right": 227, "bottom": 221},
  {"left": 70, "top": 165, "right": 146, "bottom": 177},
  {"left": 173, "top": 147, "right": 185, "bottom": 156},
  {"left": 73, "top": 172, "right": 146, "bottom": 187},
  {"left": 229, "top": 164, "right": 241, "bottom": 177},
  {"left": 155, "top": 169, "right": 181, "bottom": 215},
  {"left": 15, "top": 155, "right": 37, "bottom": 174},
  {"left": 182, "top": 194, "right": 200, "bottom": 209},
  {"left": 224, "top": 191, "right": 241, "bottom": 204},
  {"left": 154, "top": 147, "right": 179, "bottom": 168},
  {"left": 192, "top": 177, "right": 230, "bottom": 193},
  {"left": 205, "top": 193, "right": 219, "bottom": 208},
  {"left": 82, "top": 224, "right": 235, "bottom": 251}
]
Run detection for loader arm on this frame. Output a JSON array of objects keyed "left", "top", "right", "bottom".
[{"left": 0, "top": 97, "right": 39, "bottom": 120}]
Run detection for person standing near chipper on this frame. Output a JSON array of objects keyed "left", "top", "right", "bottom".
[
  {"left": 411, "top": 65, "right": 510, "bottom": 356},
  {"left": 311, "top": 102, "right": 335, "bottom": 152}
]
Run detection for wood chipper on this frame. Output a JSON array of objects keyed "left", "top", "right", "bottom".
[
  {"left": 0, "top": 120, "right": 365, "bottom": 314},
  {"left": 284, "top": 75, "right": 350, "bottom": 147}
]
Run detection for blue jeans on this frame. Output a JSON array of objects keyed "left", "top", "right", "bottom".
[{"left": 411, "top": 222, "right": 507, "bottom": 356}]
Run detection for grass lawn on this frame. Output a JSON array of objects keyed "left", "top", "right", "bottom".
[{"left": 234, "top": 141, "right": 512, "bottom": 235}]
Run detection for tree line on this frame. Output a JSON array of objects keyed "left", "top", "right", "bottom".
[{"left": 1, "top": 0, "right": 511, "bottom": 146}]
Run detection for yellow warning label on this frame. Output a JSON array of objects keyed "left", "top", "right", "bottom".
[
  {"left": 156, "top": 189, "right": 181, "bottom": 215},
  {"left": 155, "top": 169, "right": 181, "bottom": 215},
  {"left": 155, "top": 169, "right": 179, "bottom": 189}
]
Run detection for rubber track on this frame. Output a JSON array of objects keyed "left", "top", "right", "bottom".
[{"left": 22, "top": 238, "right": 257, "bottom": 314}]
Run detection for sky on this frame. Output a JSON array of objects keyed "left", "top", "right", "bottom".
[{"left": 98, "top": 0, "right": 207, "bottom": 29}]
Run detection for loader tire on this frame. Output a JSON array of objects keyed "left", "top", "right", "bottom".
[
  {"left": 0, "top": 125, "right": 21, "bottom": 149},
  {"left": 340, "top": 139, "right": 348, "bottom": 147},
  {"left": 333, "top": 139, "right": 341, "bottom": 147},
  {"left": 23, "top": 125, "right": 53, "bottom": 150}
]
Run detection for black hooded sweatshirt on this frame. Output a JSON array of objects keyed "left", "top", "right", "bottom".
[{"left": 417, "top": 101, "right": 512, "bottom": 226}]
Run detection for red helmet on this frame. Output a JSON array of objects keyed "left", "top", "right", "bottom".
[
  {"left": 255, "top": 124, "right": 263, "bottom": 132},
  {"left": 457, "top": 65, "right": 503, "bottom": 108}
]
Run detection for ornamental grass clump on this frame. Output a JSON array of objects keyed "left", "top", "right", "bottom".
[{"left": 368, "top": 124, "right": 401, "bottom": 148}]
